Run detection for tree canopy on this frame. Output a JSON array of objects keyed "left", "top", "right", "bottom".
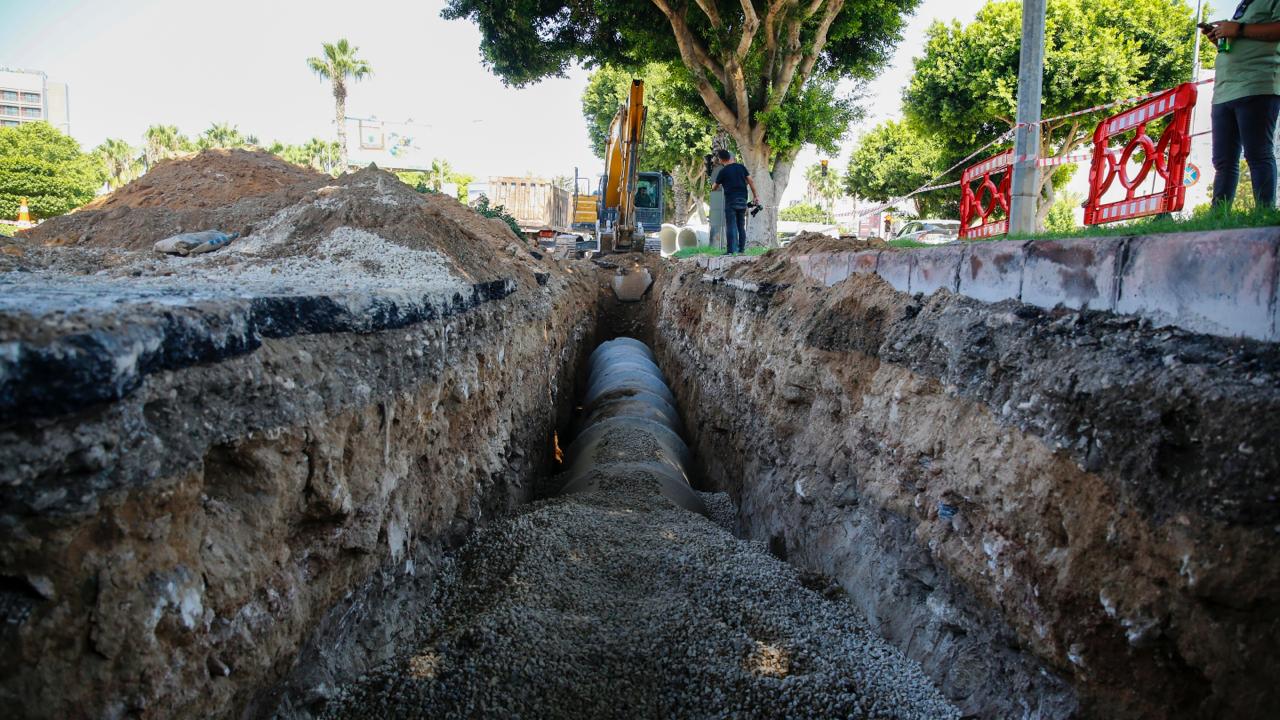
[
  {"left": 445, "top": 0, "right": 919, "bottom": 244},
  {"left": 844, "top": 119, "right": 945, "bottom": 216},
  {"left": 780, "top": 202, "right": 832, "bottom": 223},
  {"left": 888, "top": 0, "right": 1203, "bottom": 224},
  {"left": 0, "top": 122, "right": 102, "bottom": 220}
]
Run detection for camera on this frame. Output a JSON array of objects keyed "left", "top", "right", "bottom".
[{"left": 747, "top": 201, "right": 763, "bottom": 217}]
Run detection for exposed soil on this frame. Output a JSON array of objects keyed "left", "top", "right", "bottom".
[
  {"left": 778, "top": 231, "right": 889, "bottom": 255},
  {"left": 654, "top": 258, "right": 1280, "bottom": 719}
]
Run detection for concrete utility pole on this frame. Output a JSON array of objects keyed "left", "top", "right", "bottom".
[{"left": 1009, "top": 0, "right": 1047, "bottom": 234}]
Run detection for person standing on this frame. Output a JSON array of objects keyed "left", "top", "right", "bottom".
[
  {"left": 710, "top": 149, "right": 759, "bottom": 254},
  {"left": 1203, "top": 1, "right": 1280, "bottom": 209}
]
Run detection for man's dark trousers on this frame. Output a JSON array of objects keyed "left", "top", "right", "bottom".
[
  {"left": 724, "top": 203, "right": 747, "bottom": 254},
  {"left": 1212, "top": 94, "right": 1280, "bottom": 208}
]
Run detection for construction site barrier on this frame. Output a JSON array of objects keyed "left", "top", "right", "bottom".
[
  {"left": 959, "top": 150, "right": 1013, "bottom": 239},
  {"left": 1083, "top": 83, "right": 1198, "bottom": 225}
]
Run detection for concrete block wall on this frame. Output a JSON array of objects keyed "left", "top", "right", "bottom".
[{"left": 701, "top": 228, "right": 1280, "bottom": 342}]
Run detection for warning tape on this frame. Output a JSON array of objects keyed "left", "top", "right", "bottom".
[{"left": 856, "top": 78, "right": 1216, "bottom": 218}]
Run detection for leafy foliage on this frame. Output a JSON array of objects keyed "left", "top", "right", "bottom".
[
  {"left": 197, "top": 122, "right": 249, "bottom": 150},
  {"left": 893, "top": 0, "right": 1203, "bottom": 223},
  {"left": 143, "top": 124, "right": 193, "bottom": 168},
  {"left": 0, "top": 122, "right": 102, "bottom": 219},
  {"left": 780, "top": 202, "right": 833, "bottom": 223},
  {"left": 471, "top": 194, "right": 522, "bottom": 237},
  {"left": 844, "top": 120, "right": 946, "bottom": 216},
  {"left": 445, "top": 0, "right": 920, "bottom": 242},
  {"left": 1043, "top": 191, "right": 1082, "bottom": 233},
  {"left": 94, "top": 138, "right": 142, "bottom": 189}
]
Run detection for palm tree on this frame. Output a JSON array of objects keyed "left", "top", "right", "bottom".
[
  {"left": 95, "top": 138, "right": 140, "bottom": 189},
  {"left": 198, "top": 122, "right": 246, "bottom": 150},
  {"left": 143, "top": 124, "right": 190, "bottom": 169},
  {"left": 303, "top": 137, "right": 341, "bottom": 175},
  {"left": 805, "top": 161, "right": 841, "bottom": 212},
  {"left": 427, "top": 157, "right": 453, "bottom": 192},
  {"left": 450, "top": 171, "right": 475, "bottom": 201},
  {"left": 307, "top": 39, "right": 372, "bottom": 173}
]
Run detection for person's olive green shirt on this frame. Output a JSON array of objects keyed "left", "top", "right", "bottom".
[{"left": 1214, "top": 0, "right": 1280, "bottom": 104}]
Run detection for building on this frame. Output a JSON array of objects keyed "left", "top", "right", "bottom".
[{"left": 0, "top": 68, "right": 70, "bottom": 134}]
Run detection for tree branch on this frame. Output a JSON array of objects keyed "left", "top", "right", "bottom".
[
  {"left": 791, "top": 0, "right": 844, "bottom": 93},
  {"left": 736, "top": 0, "right": 761, "bottom": 60},
  {"left": 693, "top": 0, "right": 722, "bottom": 28},
  {"left": 650, "top": 0, "right": 740, "bottom": 130}
]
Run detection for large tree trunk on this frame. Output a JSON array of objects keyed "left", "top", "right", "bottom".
[
  {"left": 738, "top": 145, "right": 793, "bottom": 248},
  {"left": 334, "top": 82, "right": 348, "bottom": 173},
  {"left": 672, "top": 173, "right": 690, "bottom": 225}
]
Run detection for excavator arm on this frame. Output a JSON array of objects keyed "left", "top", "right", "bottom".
[{"left": 600, "top": 80, "right": 648, "bottom": 253}]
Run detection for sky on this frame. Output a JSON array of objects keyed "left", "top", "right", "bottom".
[{"left": 2, "top": 0, "right": 987, "bottom": 205}]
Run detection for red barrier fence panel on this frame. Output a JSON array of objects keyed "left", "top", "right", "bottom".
[
  {"left": 959, "top": 149, "right": 1014, "bottom": 239},
  {"left": 1084, "top": 83, "right": 1197, "bottom": 225}
]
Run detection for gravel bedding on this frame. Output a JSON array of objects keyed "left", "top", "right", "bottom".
[{"left": 319, "top": 475, "right": 959, "bottom": 720}]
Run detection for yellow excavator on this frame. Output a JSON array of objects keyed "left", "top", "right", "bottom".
[{"left": 598, "top": 79, "right": 649, "bottom": 254}]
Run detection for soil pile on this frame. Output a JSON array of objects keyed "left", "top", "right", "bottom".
[
  {"left": 83, "top": 149, "right": 325, "bottom": 212},
  {"left": 10, "top": 150, "right": 537, "bottom": 287},
  {"left": 779, "top": 231, "right": 888, "bottom": 255}
]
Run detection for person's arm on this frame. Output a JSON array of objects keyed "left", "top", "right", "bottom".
[
  {"left": 746, "top": 176, "right": 759, "bottom": 202},
  {"left": 1208, "top": 21, "right": 1280, "bottom": 42},
  {"left": 711, "top": 181, "right": 721, "bottom": 191}
]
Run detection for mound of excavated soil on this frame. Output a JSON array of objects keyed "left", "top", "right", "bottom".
[
  {"left": 83, "top": 149, "right": 325, "bottom": 212},
  {"left": 10, "top": 147, "right": 539, "bottom": 286},
  {"left": 779, "top": 231, "right": 888, "bottom": 255}
]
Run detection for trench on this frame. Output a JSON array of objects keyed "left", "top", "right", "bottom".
[{"left": 4, "top": 252, "right": 1278, "bottom": 720}]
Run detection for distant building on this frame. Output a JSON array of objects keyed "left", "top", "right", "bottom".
[{"left": 0, "top": 68, "right": 70, "bottom": 134}]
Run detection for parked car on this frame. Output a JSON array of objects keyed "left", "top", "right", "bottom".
[{"left": 893, "top": 219, "right": 960, "bottom": 244}]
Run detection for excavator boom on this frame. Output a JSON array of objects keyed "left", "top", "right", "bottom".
[{"left": 600, "top": 80, "right": 648, "bottom": 252}]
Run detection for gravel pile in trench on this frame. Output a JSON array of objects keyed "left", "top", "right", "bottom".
[{"left": 320, "top": 474, "right": 960, "bottom": 719}]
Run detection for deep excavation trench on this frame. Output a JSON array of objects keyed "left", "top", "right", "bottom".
[{"left": 3, "top": 237, "right": 1278, "bottom": 720}]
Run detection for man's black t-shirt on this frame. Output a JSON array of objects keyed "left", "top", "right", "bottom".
[{"left": 717, "top": 163, "right": 751, "bottom": 205}]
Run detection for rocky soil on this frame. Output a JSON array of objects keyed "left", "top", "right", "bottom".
[
  {"left": 0, "top": 152, "right": 599, "bottom": 719},
  {"left": 654, "top": 257, "right": 1280, "bottom": 719}
]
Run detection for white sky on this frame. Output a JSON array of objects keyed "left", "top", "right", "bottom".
[{"left": 3, "top": 0, "right": 987, "bottom": 205}]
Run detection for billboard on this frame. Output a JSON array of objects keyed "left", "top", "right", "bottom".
[{"left": 344, "top": 117, "right": 433, "bottom": 171}]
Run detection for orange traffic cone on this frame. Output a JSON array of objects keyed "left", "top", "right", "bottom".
[{"left": 16, "top": 197, "right": 31, "bottom": 226}]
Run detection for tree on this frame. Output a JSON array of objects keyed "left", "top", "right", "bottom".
[
  {"left": 780, "top": 202, "right": 832, "bottom": 222},
  {"left": 451, "top": 171, "right": 476, "bottom": 201},
  {"left": 94, "top": 138, "right": 141, "bottom": 189},
  {"left": 427, "top": 157, "right": 453, "bottom": 192},
  {"left": 197, "top": 122, "right": 248, "bottom": 150},
  {"left": 303, "top": 137, "right": 341, "bottom": 175},
  {"left": 307, "top": 38, "right": 372, "bottom": 173},
  {"left": 903, "top": 0, "right": 1202, "bottom": 226},
  {"left": 582, "top": 63, "right": 718, "bottom": 225},
  {"left": 444, "top": 0, "right": 918, "bottom": 246},
  {"left": 0, "top": 121, "right": 102, "bottom": 220},
  {"left": 143, "top": 124, "right": 191, "bottom": 169},
  {"left": 844, "top": 119, "right": 947, "bottom": 216},
  {"left": 804, "top": 161, "right": 841, "bottom": 211}
]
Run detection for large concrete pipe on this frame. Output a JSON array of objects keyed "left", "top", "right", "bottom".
[
  {"left": 659, "top": 223, "right": 680, "bottom": 256},
  {"left": 559, "top": 338, "right": 706, "bottom": 514},
  {"left": 677, "top": 225, "right": 709, "bottom": 249}
]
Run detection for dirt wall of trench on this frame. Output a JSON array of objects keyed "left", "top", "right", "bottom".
[
  {"left": 651, "top": 260, "right": 1280, "bottom": 719},
  {"left": 0, "top": 272, "right": 598, "bottom": 719}
]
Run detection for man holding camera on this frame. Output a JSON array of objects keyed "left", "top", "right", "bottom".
[
  {"left": 1202, "top": 1, "right": 1280, "bottom": 209},
  {"left": 711, "top": 149, "right": 759, "bottom": 254}
]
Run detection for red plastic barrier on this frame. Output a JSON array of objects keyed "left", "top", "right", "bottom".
[
  {"left": 959, "top": 149, "right": 1014, "bottom": 239},
  {"left": 1084, "top": 83, "right": 1197, "bottom": 225}
]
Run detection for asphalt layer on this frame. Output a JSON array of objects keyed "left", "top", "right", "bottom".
[{"left": 318, "top": 475, "right": 960, "bottom": 720}]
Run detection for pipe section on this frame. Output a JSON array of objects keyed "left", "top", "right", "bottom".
[{"left": 558, "top": 338, "right": 706, "bottom": 514}]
